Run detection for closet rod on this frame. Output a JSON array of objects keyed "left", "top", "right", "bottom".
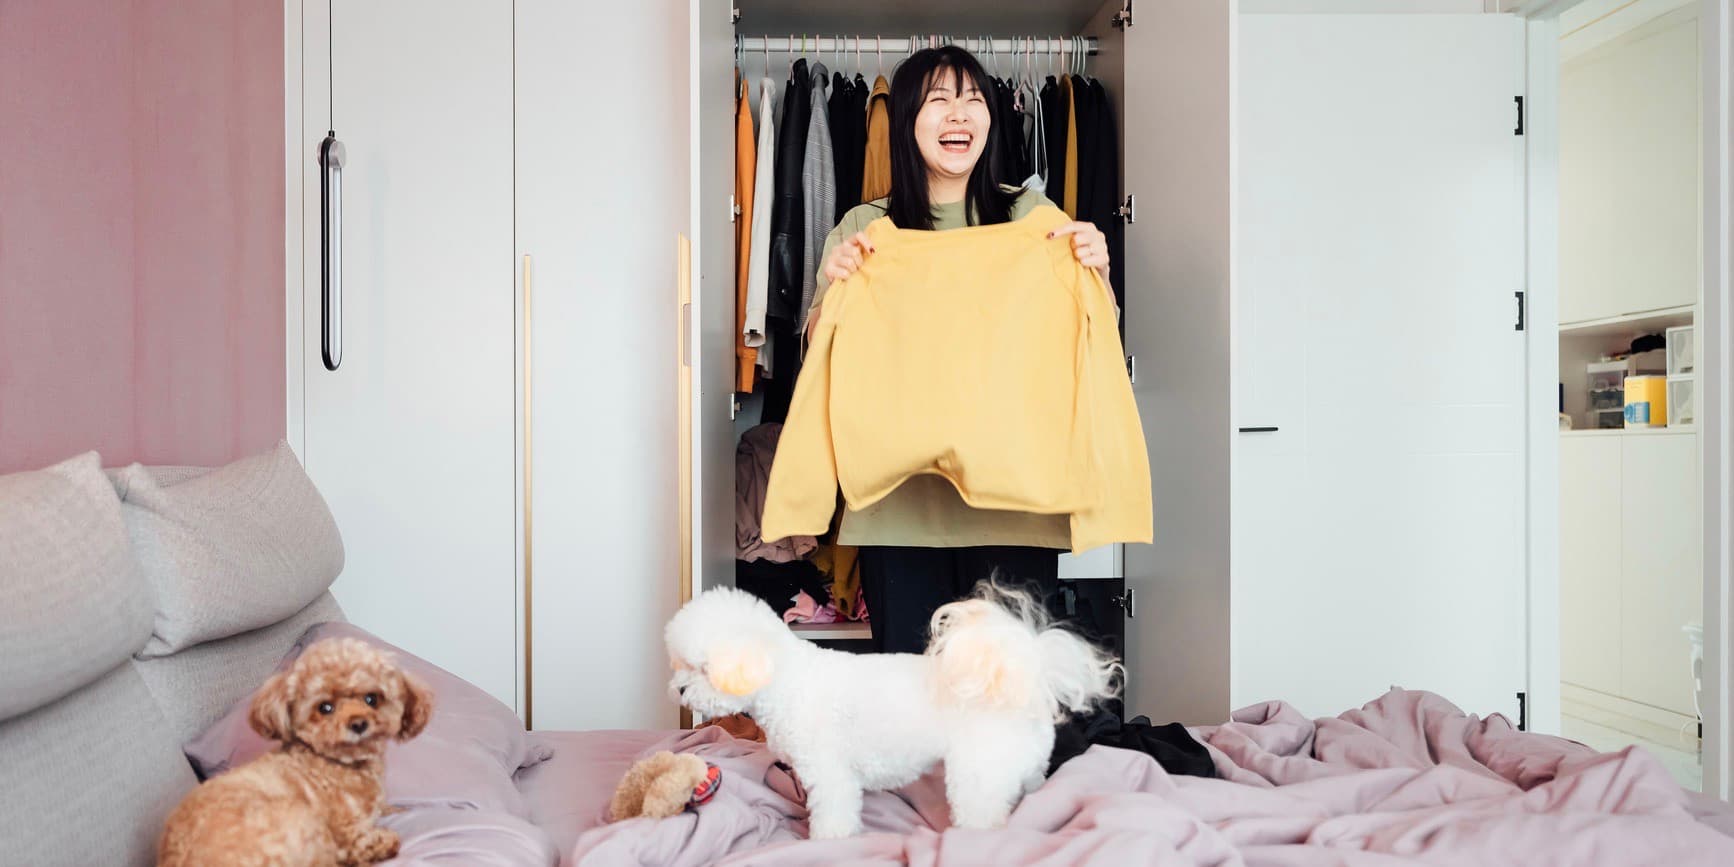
[{"left": 739, "top": 36, "right": 1098, "bottom": 56}]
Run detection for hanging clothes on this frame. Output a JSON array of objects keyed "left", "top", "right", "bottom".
[
  {"left": 761, "top": 59, "right": 814, "bottom": 423},
  {"left": 745, "top": 76, "right": 777, "bottom": 380},
  {"left": 1024, "top": 77, "right": 1048, "bottom": 192},
  {"left": 761, "top": 206, "right": 1153, "bottom": 554},
  {"left": 737, "top": 423, "right": 818, "bottom": 563},
  {"left": 995, "top": 78, "right": 1029, "bottom": 183},
  {"left": 1082, "top": 78, "right": 1124, "bottom": 313},
  {"left": 1040, "top": 76, "right": 1068, "bottom": 211},
  {"left": 1068, "top": 75, "right": 1096, "bottom": 225},
  {"left": 733, "top": 73, "right": 759, "bottom": 393},
  {"left": 829, "top": 72, "right": 866, "bottom": 223},
  {"left": 860, "top": 74, "right": 892, "bottom": 202},
  {"left": 1061, "top": 74, "right": 1080, "bottom": 218},
  {"left": 767, "top": 58, "right": 812, "bottom": 325},
  {"left": 797, "top": 62, "right": 835, "bottom": 339}
]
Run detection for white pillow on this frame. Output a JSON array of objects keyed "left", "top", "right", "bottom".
[{"left": 118, "top": 441, "right": 345, "bottom": 657}]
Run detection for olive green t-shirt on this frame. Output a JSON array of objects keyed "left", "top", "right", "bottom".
[{"left": 807, "top": 189, "right": 1071, "bottom": 550}]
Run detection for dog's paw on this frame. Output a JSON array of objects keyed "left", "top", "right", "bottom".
[{"left": 348, "top": 827, "right": 400, "bottom": 863}]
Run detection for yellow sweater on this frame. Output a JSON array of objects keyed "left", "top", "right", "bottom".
[{"left": 760, "top": 205, "right": 1152, "bottom": 554}]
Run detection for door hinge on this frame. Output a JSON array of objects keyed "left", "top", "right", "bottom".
[
  {"left": 1126, "top": 354, "right": 1137, "bottom": 383},
  {"left": 1516, "top": 691, "right": 1528, "bottom": 732},
  {"left": 729, "top": 393, "right": 740, "bottom": 420},
  {"left": 1115, "top": 193, "right": 1136, "bottom": 224},
  {"left": 1514, "top": 290, "right": 1526, "bottom": 331},
  {"left": 730, "top": 6, "right": 741, "bottom": 24},
  {"left": 1112, "top": 0, "right": 1133, "bottom": 29},
  {"left": 729, "top": 194, "right": 740, "bottom": 223},
  {"left": 1112, "top": 587, "right": 1135, "bottom": 618},
  {"left": 1514, "top": 96, "right": 1524, "bottom": 136}
]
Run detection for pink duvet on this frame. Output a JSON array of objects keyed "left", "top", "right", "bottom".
[{"left": 567, "top": 689, "right": 1734, "bottom": 866}]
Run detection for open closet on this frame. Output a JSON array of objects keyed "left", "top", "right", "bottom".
[
  {"left": 720, "top": 28, "right": 1133, "bottom": 659},
  {"left": 697, "top": 0, "right": 1534, "bottom": 729}
]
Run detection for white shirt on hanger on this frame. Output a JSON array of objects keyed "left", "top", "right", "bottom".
[{"left": 745, "top": 76, "right": 777, "bottom": 370}]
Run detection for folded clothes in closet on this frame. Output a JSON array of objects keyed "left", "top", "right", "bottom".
[{"left": 759, "top": 205, "right": 1152, "bottom": 554}]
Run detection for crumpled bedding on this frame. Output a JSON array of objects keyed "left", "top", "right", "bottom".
[{"left": 553, "top": 689, "right": 1734, "bottom": 867}]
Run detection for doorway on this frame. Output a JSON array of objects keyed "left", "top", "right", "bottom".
[{"left": 1553, "top": 0, "right": 1706, "bottom": 791}]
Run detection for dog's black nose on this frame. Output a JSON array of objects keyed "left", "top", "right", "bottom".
[
  {"left": 349, "top": 719, "right": 369, "bottom": 735},
  {"left": 678, "top": 685, "right": 688, "bottom": 696}
]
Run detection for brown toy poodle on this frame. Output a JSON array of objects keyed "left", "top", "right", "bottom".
[{"left": 158, "top": 638, "right": 434, "bottom": 867}]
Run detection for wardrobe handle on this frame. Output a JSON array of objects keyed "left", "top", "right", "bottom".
[
  {"left": 1238, "top": 427, "right": 1279, "bottom": 433},
  {"left": 318, "top": 132, "right": 346, "bottom": 371}
]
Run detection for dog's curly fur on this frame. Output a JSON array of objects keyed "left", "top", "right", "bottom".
[
  {"left": 158, "top": 638, "right": 434, "bottom": 867},
  {"left": 607, "top": 751, "right": 711, "bottom": 822},
  {"left": 666, "top": 581, "right": 1120, "bottom": 839}
]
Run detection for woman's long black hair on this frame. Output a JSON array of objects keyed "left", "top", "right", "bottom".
[{"left": 885, "top": 45, "right": 1019, "bottom": 230}]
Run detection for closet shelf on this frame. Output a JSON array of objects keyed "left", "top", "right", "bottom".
[
  {"left": 1561, "top": 426, "right": 1696, "bottom": 438},
  {"left": 1559, "top": 305, "right": 1695, "bottom": 340},
  {"left": 788, "top": 622, "right": 872, "bottom": 640}
]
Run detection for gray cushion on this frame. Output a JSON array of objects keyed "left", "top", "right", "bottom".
[
  {"left": 0, "top": 663, "right": 198, "bottom": 867},
  {"left": 0, "top": 452, "right": 154, "bottom": 721},
  {"left": 115, "top": 441, "right": 345, "bottom": 657},
  {"left": 133, "top": 593, "right": 345, "bottom": 744}
]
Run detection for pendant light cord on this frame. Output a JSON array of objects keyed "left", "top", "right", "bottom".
[{"left": 328, "top": 0, "right": 335, "bottom": 134}]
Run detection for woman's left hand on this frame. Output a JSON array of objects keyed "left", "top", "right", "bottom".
[{"left": 1049, "top": 221, "right": 1111, "bottom": 274}]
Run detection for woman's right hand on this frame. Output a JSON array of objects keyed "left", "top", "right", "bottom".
[
  {"left": 823, "top": 232, "right": 875, "bottom": 283},
  {"left": 810, "top": 232, "right": 875, "bottom": 343}
]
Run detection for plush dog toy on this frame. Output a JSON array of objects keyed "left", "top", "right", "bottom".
[
  {"left": 158, "top": 638, "right": 433, "bottom": 866},
  {"left": 608, "top": 751, "right": 722, "bottom": 821},
  {"left": 664, "top": 581, "right": 1120, "bottom": 839}
]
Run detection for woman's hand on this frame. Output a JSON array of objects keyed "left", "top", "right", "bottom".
[
  {"left": 1049, "top": 221, "right": 1111, "bottom": 280},
  {"left": 809, "top": 232, "right": 875, "bottom": 344},
  {"left": 823, "top": 232, "right": 876, "bottom": 283}
]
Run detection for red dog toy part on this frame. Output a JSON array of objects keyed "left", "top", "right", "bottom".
[{"left": 689, "top": 765, "right": 722, "bottom": 807}]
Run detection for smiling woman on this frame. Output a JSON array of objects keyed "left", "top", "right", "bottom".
[{"left": 796, "top": 44, "right": 1116, "bottom": 657}]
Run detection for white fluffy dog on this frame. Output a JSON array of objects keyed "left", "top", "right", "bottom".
[{"left": 664, "top": 581, "right": 1121, "bottom": 839}]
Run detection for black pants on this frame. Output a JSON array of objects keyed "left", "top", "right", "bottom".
[{"left": 857, "top": 545, "right": 1061, "bottom": 654}]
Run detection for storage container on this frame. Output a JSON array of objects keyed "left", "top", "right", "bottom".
[
  {"left": 1667, "top": 325, "right": 1695, "bottom": 376},
  {"left": 1624, "top": 375, "right": 1668, "bottom": 427},
  {"left": 1668, "top": 375, "right": 1695, "bottom": 427}
]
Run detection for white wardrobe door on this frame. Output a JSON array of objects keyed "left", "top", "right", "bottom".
[
  {"left": 515, "top": 0, "right": 692, "bottom": 731},
  {"left": 1234, "top": 14, "right": 1527, "bottom": 720},
  {"left": 302, "top": 1, "right": 518, "bottom": 707}
]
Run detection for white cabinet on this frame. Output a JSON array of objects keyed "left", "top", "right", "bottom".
[
  {"left": 1559, "top": 431, "right": 1701, "bottom": 719},
  {"left": 1560, "top": 435, "right": 1623, "bottom": 694},
  {"left": 299, "top": 0, "right": 519, "bottom": 708},
  {"left": 295, "top": 0, "right": 691, "bottom": 730},
  {"left": 1619, "top": 433, "right": 1703, "bottom": 716},
  {"left": 1559, "top": 11, "right": 1700, "bottom": 324}
]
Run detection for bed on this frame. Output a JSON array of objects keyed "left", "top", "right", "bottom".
[{"left": 515, "top": 689, "right": 1734, "bottom": 867}]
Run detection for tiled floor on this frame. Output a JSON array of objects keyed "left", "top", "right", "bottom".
[{"left": 1562, "top": 713, "right": 1702, "bottom": 791}]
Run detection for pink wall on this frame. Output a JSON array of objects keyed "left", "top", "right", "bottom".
[{"left": 0, "top": 0, "right": 284, "bottom": 474}]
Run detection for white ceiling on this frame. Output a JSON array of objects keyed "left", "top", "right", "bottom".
[{"left": 737, "top": 0, "right": 1115, "bottom": 38}]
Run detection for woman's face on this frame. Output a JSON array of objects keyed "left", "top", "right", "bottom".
[{"left": 914, "top": 68, "right": 991, "bottom": 190}]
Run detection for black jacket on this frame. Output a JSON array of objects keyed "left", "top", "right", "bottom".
[
  {"left": 1082, "top": 78, "right": 1124, "bottom": 312},
  {"left": 767, "top": 59, "right": 812, "bottom": 324},
  {"left": 1040, "top": 76, "right": 1068, "bottom": 211}
]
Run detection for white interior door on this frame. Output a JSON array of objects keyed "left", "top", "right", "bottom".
[
  {"left": 1233, "top": 14, "right": 1527, "bottom": 721},
  {"left": 301, "top": 1, "right": 518, "bottom": 708}
]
